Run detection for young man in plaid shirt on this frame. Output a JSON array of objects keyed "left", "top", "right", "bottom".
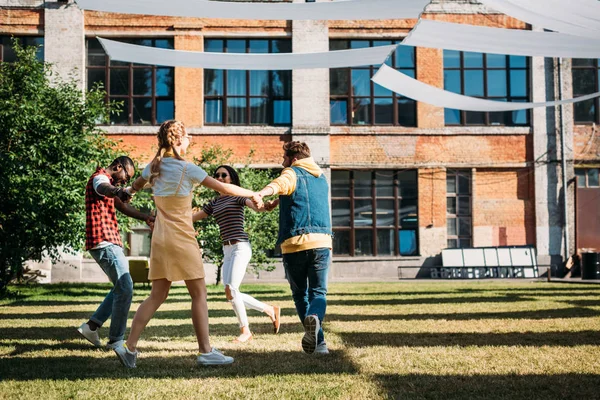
[{"left": 78, "top": 156, "right": 154, "bottom": 349}]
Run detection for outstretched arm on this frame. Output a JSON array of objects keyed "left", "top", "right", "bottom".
[
  {"left": 192, "top": 210, "right": 209, "bottom": 222},
  {"left": 114, "top": 197, "right": 155, "bottom": 229},
  {"left": 202, "top": 176, "right": 257, "bottom": 198}
]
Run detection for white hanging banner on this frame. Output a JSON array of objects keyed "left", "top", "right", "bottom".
[
  {"left": 76, "top": 0, "right": 429, "bottom": 21},
  {"left": 98, "top": 37, "right": 397, "bottom": 70},
  {"left": 403, "top": 19, "right": 600, "bottom": 59},
  {"left": 372, "top": 64, "right": 600, "bottom": 112},
  {"left": 478, "top": 0, "right": 600, "bottom": 38}
]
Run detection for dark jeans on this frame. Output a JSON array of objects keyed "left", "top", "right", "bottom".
[{"left": 282, "top": 248, "right": 330, "bottom": 344}]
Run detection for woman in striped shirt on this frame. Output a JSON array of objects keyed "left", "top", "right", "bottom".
[{"left": 193, "top": 165, "right": 280, "bottom": 343}]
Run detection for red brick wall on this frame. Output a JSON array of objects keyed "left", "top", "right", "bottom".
[
  {"left": 574, "top": 125, "right": 600, "bottom": 165},
  {"left": 0, "top": 9, "right": 43, "bottom": 33},
  {"left": 418, "top": 168, "right": 446, "bottom": 229}
]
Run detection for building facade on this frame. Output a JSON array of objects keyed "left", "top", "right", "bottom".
[{"left": 3, "top": 0, "right": 599, "bottom": 280}]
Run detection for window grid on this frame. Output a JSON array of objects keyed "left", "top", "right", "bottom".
[
  {"left": 575, "top": 168, "right": 600, "bottom": 188},
  {"left": 572, "top": 59, "right": 600, "bottom": 124},
  {"left": 329, "top": 40, "right": 417, "bottom": 127},
  {"left": 444, "top": 51, "right": 530, "bottom": 126},
  {"left": 204, "top": 39, "right": 292, "bottom": 126},
  {"left": 86, "top": 38, "right": 175, "bottom": 126},
  {"left": 0, "top": 36, "right": 44, "bottom": 62},
  {"left": 446, "top": 169, "right": 472, "bottom": 249}
]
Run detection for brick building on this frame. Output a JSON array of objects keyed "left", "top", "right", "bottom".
[{"left": 2, "top": 0, "right": 599, "bottom": 280}]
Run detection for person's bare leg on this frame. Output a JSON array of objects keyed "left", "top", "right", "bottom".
[
  {"left": 185, "top": 278, "right": 211, "bottom": 353},
  {"left": 126, "top": 279, "right": 171, "bottom": 352}
]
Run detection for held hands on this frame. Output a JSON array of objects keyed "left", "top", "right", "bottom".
[
  {"left": 251, "top": 192, "right": 264, "bottom": 209},
  {"left": 264, "top": 199, "right": 279, "bottom": 211},
  {"left": 145, "top": 215, "right": 156, "bottom": 231}
]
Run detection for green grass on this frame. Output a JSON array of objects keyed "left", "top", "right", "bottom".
[{"left": 1, "top": 281, "right": 600, "bottom": 399}]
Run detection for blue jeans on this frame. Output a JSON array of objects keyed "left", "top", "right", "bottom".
[
  {"left": 283, "top": 248, "right": 330, "bottom": 344},
  {"left": 88, "top": 244, "right": 133, "bottom": 342}
]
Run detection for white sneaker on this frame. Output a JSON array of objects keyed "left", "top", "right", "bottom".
[
  {"left": 197, "top": 348, "right": 234, "bottom": 366},
  {"left": 302, "top": 315, "right": 320, "bottom": 354},
  {"left": 105, "top": 341, "right": 121, "bottom": 350},
  {"left": 314, "top": 341, "right": 329, "bottom": 355},
  {"left": 77, "top": 323, "right": 102, "bottom": 347},
  {"left": 113, "top": 341, "right": 138, "bottom": 368}
]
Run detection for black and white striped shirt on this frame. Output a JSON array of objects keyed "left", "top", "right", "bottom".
[{"left": 202, "top": 196, "right": 249, "bottom": 242}]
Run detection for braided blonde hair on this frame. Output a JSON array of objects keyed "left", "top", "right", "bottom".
[{"left": 148, "top": 120, "right": 186, "bottom": 186}]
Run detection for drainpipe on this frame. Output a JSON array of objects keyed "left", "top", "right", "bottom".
[{"left": 557, "top": 57, "right": 570, "bottom": 261}]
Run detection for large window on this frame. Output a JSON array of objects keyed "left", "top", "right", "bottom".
[
  {"left": 0, "top": 36, "right": 44, "bottom": 62},
  {"left": 330, "top": 40, "right": 417, "bottom": 126},
  {"left": 446, "top": 169, "right": 471, "bottom": 248},
  {"left": 572, "top": 59, "right": 600, "bottom": 124},
  {"left": 331, "top": 170, "right": 418, "bottom": 257},
  {"left": 576, "top": 168, "right": 600, "bottom": 187},
  {"left": 86, "top": 38, "right": 174, "bottom": 125},
  {"left": 204, "top": 39, "right": 292, "bottom": 125},
  {"left": 443, "top": 51, "right": 530, "bottom": 126}
]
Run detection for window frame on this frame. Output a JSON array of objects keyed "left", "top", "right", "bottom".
[
  {"left": 572, "top": 59, "right": 600, "bottom": 125},
  {"left": 446, "top": 169, "right": 472, "bottom": 249},
  {"left": 575, "top": 168, "right": 600, "bottom": 188},
  {"left": 0, "top": 36, "right": 44, "bottom": 62}
]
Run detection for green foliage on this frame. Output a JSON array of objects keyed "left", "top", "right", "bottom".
[
  {"left": 192, "top": 146, "right": 280, "bottom": 284},
  {"left": 0, "top": 39, "right": 127, "bottom": 295}
]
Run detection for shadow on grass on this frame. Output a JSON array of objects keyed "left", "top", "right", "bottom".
[
  {"left": 339, "top": 330, "right": 600, "bottom": 347},
  {"left": 326, "top": 295, "right": 527, "bottom": 306},
  {"left": 373, "top": 373, "right": 600, "bottom": 400},
  {"left": 0, "top": 349, "right": 357, "bottom": 381}
]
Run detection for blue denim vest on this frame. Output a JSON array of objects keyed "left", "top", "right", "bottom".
[{"left": 277, "top": 166, "right": 332, "bottom": 244}]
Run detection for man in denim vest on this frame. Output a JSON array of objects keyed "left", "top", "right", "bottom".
[{"left": 255, "top": 142, "right": 332, "bottom": 355}]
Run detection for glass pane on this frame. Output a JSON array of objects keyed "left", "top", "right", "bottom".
[
  {"left": 509, "top": 55, "right": 527, "bottom": 68},
  {"left": 132, "top": 98, "right": 152, "bottom": 125},
  {"left": 374, "top": 81, "right": 393, "bottom": 96},
  {"left": 489, "top": 105, "right": 508, "bottom": 126},
  {"left": 512, "top": 108, "right": 528, "bottom": 125},
  {"left": 351, "top": 70, "right": 371, "bottom": 96},
  {"left": 588, "top": 169, "right": 599, "bottom": 186},
  {"left": 573, "top": 69, "right": 596, "bottom": 94},
  {"left": 574, "top": 99, "right": 595, "bottom": 123},
  {"left": 447, "top": 217, "right": 457, "bottom": 236},
  {"left": 87, "top": 69, "right": 106, "bottom": 91},
  {"left": 333, "top": 230, "right": 350, "bottom": 255},
  {"left": 331, "top": 69, "right": 349, "bottom": 95},
  {"left": 398, "top": 69, "right": 415, "bottom": 79},
  {"left": 110, "top": 69, "right": 129, "bottom": 95},
  {"left": 458, "top": 174, "right": 470, "bottom": 194},
  {"left": 399, "top": 198, "right": 418, "bottom": 228},
  {"left": 156, "top": 100, "right": 174, "bottom": 123},
  {"left": 250, "top": 98, "right": 267, "bottom": 124},
  {"left": 573, "top": 58, "right": 595, "bottom": 67},
  {"left": 447, "top": 239, "right": 458, "bottom": 249},
  {"left": 398, "top": 170, "right": 417, "bottom": 198},
  {"left": 465, "top": 111, "right": 486, "bottom": 125},
  {"left": 459, "top": 238, "right": 471, "bottom": 248},
  {"left": 487, "top": 54, "right": 506, "bottom": 68},
  {"left": 227, "top": 98, "right": 247, "bottom": 124},
  {"left": 509, "top": 70, "right": 528, "bottom": 97},
  {"left": 332, "top": 171, "right": 350, "bottom": 197},
  {"left": 332, "top": 200, "right": 351, "bottom": 227},
  {"left": 459, "top": 217, "right": 471, "bottom": 236},
  {"left": 458, "top": 196, "right": 470, "bottom": 216},
  {"left": 110, "top": 98, "right": 129, "bottom": 125},
  {"left": 444, "top": 50, "right": 461, "bottom": 68},
  {"left": 447, "top": 197, "right": 456, "bottom": 214},
  {"left": 154, "top": 39, "right": 173, "bottom": 50},
  {"left": 205, "top": 100, "right": 223, "bottom": 124},
  {"left": 271, "top": 39, "right": 291, "bottom": 53},
  {"left": 350, "top": 40, "right": 369, "bottom": 49},
  {"left": 227, "top": 70, "right": 246, "bottom": 95},
  {"left": 273, "top": 100, "right": 291, "bottom": 124},
  {"left": 487, "top": 70, "right": 507, "bottom": 96},
  {"left": 205, "top": 39, "right": 223, "bottom": 53},
  {"left": 398, "top": 99, "right": 416, "bottom": 127},
  {"left": 87, "top": 52, "right": 106, "bottom": 67},
  {"left": 156, "top": 68, "right": 173, "bottom": 96},
  {"left": 204, "top": 69, "right": 223, "bottom": 96},
  {"left": 376, "top": 200, "right": 395, "bottom": 227},
  {"left": 355, "top": 230, "right": 373, "bottom": 256},
  {"left": 250, "top": 70, "right": 269, "bottom": 96},
  {"left": 354, "top": 199, "right": 373, "bottom": 227},
  {"left": 354, "top": 171, "right": 372, "bottom": 197},
  {"left": 374, "top": 98, "right": 393, "bottom": 124},
  {"left": 576, "top": 169, "right": 587, "bottom": 187},
  {"left": 377, "top": 229, "right": 394, "bottom": 255},
  {"left": 330, "top": 100, "right": 348, "bottom": 124},
  {"left": 272, "top": 70, "right": 291, "bottom": 97},
  {"left": 249, "top": 40, "right": 269, "bottom": 53},
  {"left": 444, "top": 70, "right": 462, "bottom": 94},
  {"left": 445, "top": 109, "right": 461, "bottom": 125},
  {"left": 395, "top": 45, "right": 415, "bottom": 68},
  {"left": 464, "top": 52, "right": 483, "bottom": 68},
  {"left": 352, "top": 98, "right": 371, "bottom": 125},
  {"left": 446, "top": 174, "right": 456, "bottom": 193},
  {"left": 464, "top": 70, "right": 484, "bottom": 96},
  {"left": 376, "top": 171, "right": 394, "bottom": 197},
  {"left": 227, "top": 39, "right": 246, "bottom": 53},
  {"left": 330, "top": 40, "right": 349, "bottom": 51},
  {"left": 133, "top": 68, "right": 152, "bottom": 96},
  {"left": 399, "top": 229, "right": 417, "bottom": 256}
]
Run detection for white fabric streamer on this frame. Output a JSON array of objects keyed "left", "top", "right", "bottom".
[
  {"left": 75, "top": 0, "right": 429, "bottom": 21},
  {"left": 372, "top": 64, "right": 600, "bottom": 112},
  {"left": 403, "top": 19, "right": 600, "bottom": 59},
  {"left": 477, "top": 0, "right": 600, "bottom": 38},
  {"left": 97, "top": 37, "right": 397, "bottom": 70}
]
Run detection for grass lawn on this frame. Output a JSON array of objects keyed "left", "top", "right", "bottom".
[{"left": 1, "top": 281, "right": 600, "bottom": 399}]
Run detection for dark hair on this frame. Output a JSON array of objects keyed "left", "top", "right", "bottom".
[
  {"left": 283, "top": 141, "right": 311, "bottom": 160},
  {"left": 110, "top": 156, "right": 135, "bottom": 173},
  {"left": 214, "top": 165, "right": 240, "bottom": 187}
]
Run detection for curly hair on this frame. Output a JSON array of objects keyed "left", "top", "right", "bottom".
[
  {"left": 283, "top": 141, "right": 311, "bottom": 160},
  {"left": 148, "top": 120, "right": 186, "bottom": 186}
]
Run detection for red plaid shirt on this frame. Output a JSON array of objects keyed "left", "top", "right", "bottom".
[{"left": 85, "top": 167, "right": 123, "bottom": 250}]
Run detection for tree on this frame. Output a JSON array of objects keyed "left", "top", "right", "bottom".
[
  {"left": 0, "top": 39, "right": 136, "bottom": 296},
  {"left": 192, "top": 146, "right": 280, "bottom": 284}
]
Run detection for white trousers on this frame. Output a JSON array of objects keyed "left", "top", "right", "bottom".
[{"left": 222, "top": 241, "right": 267, "bottom": 328}]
